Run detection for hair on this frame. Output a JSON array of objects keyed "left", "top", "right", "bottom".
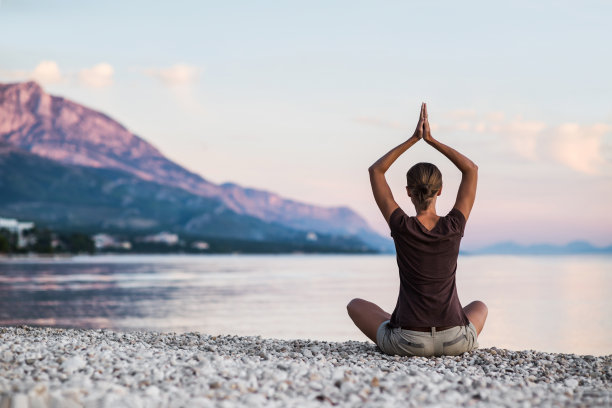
[{"left": 406, "top": 162, "right": 443, "bottom": 211}]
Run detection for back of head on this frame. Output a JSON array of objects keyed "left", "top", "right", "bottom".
[{"left": 406, "top": 162, "right": 443, "bottom": 211}]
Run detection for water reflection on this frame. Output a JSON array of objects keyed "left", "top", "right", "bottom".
[
  {"left": 0, "top": 255, "right": 610, "bottom": 356},
  {"left": 456, "top": 255, "right": 612, "bottom": 356}
]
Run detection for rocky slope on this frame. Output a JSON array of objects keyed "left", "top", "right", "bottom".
[
  {"left": 0, "top": 144, "right": 372, "bottom": 252},
  {"left": 0, "top": 81, "right": 390, "bottom": 251}
]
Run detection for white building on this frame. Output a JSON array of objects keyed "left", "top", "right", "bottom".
[
  {"left": 192, "top": 241, "right": 210, "bottom": 250},
  {"left": 0, "top": 217, "right": 35, "bottom": 248},
  {"left": 93, "top": 233, "right": 132, "bottom": 250},
  {"left": 143, "top": 232, "right": 179, "bottom": 245},
  {"left": 306, "top": 232, "right": 318, "bottom": 242}
]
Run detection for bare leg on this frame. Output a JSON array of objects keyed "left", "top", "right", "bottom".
[
  {"left": 346, "top": 298, "right": 391, "bottom": 343},
  {"left": 463, "top": 300, "right": 488, "bottom": 336}
]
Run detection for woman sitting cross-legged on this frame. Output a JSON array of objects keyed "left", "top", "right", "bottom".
[{"left": 347, "top": 102, "right": 488, "bottom": 357}]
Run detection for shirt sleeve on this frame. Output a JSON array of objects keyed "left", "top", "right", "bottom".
[
  {"left": 388, "top": 207, "right": 409, "bottom": 236},
  {"left": 446, "top": 207, "right": 467, "bottom": 237}
]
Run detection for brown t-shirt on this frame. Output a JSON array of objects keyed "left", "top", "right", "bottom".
[{"left": 388, "top": 206, "right": 470, "bottom": 328}]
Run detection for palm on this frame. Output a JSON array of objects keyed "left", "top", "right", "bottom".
[
  {"left": 413, "top": 103, "right": 425, "bottom": 139},
  {"left": 423, "top": 103, "right": 432, "bottom": 141}
]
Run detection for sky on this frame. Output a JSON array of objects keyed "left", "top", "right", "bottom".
[{"left": 1, "top": 0, "right": 611, "bottom": 249}]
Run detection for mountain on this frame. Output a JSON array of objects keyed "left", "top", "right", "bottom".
[
  {"left": 0, "top": 81, "right": 391, "bottom": 251},
  {"left": 0, "top": 144, "right": 373, "bottom": 253},
  {"left": 463, "top": 241, "right": 612, "bottom": 255}
]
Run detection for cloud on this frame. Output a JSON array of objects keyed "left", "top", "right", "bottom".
[
  {"left": 78, "top": 63, "right": 114, "bottom": 88},
  {"left": 354, "top": 109, "right": 612, "bottom": 175},
  {"left": 0, "top": 61, "right": 114, "bottom": 88},
  {"left": 485, "top": 111, "right": 505, "bottom": 122},
  {"left": 549, "top": 123, "right": 610, "bottom": 175},
  {"left": 31, "top": 61, "right": 63, "bottom": 84},
  {"left": 445, "top": 114, "right": 610, "bottom": 174},
  {"left": 138, "top": 63, "right": 205, "bottom": 114},
  {"left": 143, "top": 63, "right": 200, "bottom": 86},
  {"left": 0, "top": 60, "right": 64, "bottom": 84},
  {"left": 501, "top": 118, "right": 547, "bottom": 161},
  {"left": 483, "top": 118, "right": 610, "bottom": 174}
]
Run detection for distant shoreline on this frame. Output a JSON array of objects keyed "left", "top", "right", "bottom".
[
  {"left": 2, "top": 238, "right": 610, "bottom": 258},
  {"left": 2, "top": 251, "right": 612, "bottom": 261},
  {"left": 0, "top": 252, "right": 389, "bottom": 260},
  {"left": 462, "top": 240, "right": 612, "bottom": 256}
]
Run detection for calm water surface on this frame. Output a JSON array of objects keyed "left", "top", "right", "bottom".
[{"left": 0, "top": 254, "right": 610, "bottom": 356}]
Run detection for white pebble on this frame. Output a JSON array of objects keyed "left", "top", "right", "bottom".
[{"left": 61, "top": 356, "right": 86, "bottom": 374}]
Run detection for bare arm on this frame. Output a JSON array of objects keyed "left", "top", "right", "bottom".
[
  {"left": 369, "top": 103, "right": 425, "bottom": 224},
  {"left": 423, "top": 104, "right": 478, "bottom": 220}
]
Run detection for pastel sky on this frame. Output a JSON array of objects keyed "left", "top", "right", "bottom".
[{"left": 1, "top": 1, "right": 611, "bottom": 249}]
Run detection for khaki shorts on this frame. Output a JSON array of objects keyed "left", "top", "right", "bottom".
[{"left": 376, "top": 320, "right": 479, "bottom": 357}]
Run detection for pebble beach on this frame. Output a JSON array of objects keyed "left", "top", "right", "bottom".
[{"left": 0, "top": 326, "right": 610, "bottom": 407}]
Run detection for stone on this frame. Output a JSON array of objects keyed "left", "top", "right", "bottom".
[
  {"left": 564, "top": 378, "right": 579, "bottom": 388},
  {"left": 0, "top": 327, "right": 609, "bottom": 407},
  {"left": 61, "top": 356, "right": 86, "bottom": 374}
]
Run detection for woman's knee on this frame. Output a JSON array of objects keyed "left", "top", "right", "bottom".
[
  {"left": 464, "top": 300, "right": 488, "bottom": 335},
  {"left": 346, "top": 298, "right": 365, "bottom": 315},
  {"left": 466, "top": 300, "right": 487, "bottom": 311},
  {"left": 473, "top": 300, "right": 488, "bottom": 316}
]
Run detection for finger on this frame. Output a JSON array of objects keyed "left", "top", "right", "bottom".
[{"left": 424, "top": 103, "right": 428, "bottom": 118}]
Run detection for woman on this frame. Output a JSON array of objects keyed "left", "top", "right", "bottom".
[{"left": 347, "top": 103, "right": 488, "bottom": 357}]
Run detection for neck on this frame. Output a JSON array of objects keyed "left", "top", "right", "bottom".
[
  {"left": 415, "top": 198, "right": 438, "bottom": 216},
  {"left": 416, "top": 207, "right": 437, "bottom": 217}
]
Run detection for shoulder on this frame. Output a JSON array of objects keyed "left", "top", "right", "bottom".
[
  {"left": 447, "top": 207, "right": 466, "bottom": 222},
  {"left": 445, "top": 207, "right": 467, "bottom": 236},
  {"left": 388, "top": 206, "right": 410, "bottom": 234}
]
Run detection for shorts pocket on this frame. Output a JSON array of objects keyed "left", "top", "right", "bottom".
[
  {"left": 443, "top": 334, "right": 467, "bottom": 347},
  {"left": 442, "top": 332, "right": 469, "bottom": 356},
  {"left": 394, "top": 332, "right": 427, "bottom": 356},
  {"left": 398, "top": 337, "right": 425, "bottom": 349}
]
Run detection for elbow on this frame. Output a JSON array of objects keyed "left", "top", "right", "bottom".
[
  {"left": 369, "top": 162, "right": 388, "bottom": 175},
  {"left": 461, "top": 162, "right": 478, "bottom": 175}
]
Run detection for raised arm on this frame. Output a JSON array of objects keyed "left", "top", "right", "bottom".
[
  {"left": 369, "top": 103, "right": 425, "bottom": 224},
  {"left": 423, "top": 103, "right": 478, "bottom": 220}
]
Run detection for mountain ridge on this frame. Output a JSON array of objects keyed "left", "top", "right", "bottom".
[
  {"left": 0, "top": 81, "right": 392, "bottom": 251},
  {"left": 463, "top": 240, "right": 612, "bottom": 255},
  {"left": 0, "top": 144, "right": 374, "bottom": 253}
]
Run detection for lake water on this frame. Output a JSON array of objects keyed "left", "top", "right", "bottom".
[{"left": 0, "top": 254, "right": 610, "bottom": 356}]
